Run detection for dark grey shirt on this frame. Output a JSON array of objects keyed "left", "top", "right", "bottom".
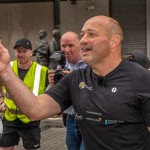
[{"left": 45, "top": 60, "right": 150, "bottom": 150}]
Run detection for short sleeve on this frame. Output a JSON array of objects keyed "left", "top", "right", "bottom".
[{"left": 45, "top": 75, "right": 72, "bottom": 112}]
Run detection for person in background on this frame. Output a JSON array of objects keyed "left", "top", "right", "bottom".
[
  {"left": 49, "top": 31, "right": 86, "bottom": 150},
  {"left": 33, "top": 29, "right": 50, "bottom": 67},
  {"left": 0, "top": 38, "right": 48, "bottom": 150},
  {"left": 1, "top": 15, "right": 150, "bottom": 150},
  {"left": 123, "top": 50, "right": 150, "bottom": 69}
]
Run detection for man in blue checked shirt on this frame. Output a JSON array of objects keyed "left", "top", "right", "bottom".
[{"left": 49, "top": 31, "right": 86, "bottom": 150}]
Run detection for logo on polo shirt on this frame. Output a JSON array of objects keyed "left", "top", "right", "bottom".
[
  {"left": 75, "top": 113, "right": 83, "bottom": 120},
  {"left": 112, "top": 87, "right": 117, "bottom": 93},
  {"left": 79, "top": 82, "right": 92, "bottom": 90}
]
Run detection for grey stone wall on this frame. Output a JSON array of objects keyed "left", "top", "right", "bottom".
[
  {"left": 0, "top": 0, "right": 109, "bottom": 60},
  {"left": 0, "top": 2, "right": 53, "bottom": 59},
  {"left": 60, "top": 0, "right": 109, "bottom": 35}
]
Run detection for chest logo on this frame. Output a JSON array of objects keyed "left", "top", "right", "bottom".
[
  {"left": 79, "top": 82, "right": 92, "bottom": 90},
  {"left": 111, "top": 87, "right": 117, "bottom": 93}
]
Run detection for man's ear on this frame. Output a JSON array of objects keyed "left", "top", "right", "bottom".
[
  {"left": 111, "top": 35, "right": 121, "bottom": 48},
  {"left": 31, "top": 50, "right": 34, "bottom": 56}
]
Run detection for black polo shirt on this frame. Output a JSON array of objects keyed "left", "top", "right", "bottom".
[{"left": 45, "top": 60, "right": 150, "bottom": 150}]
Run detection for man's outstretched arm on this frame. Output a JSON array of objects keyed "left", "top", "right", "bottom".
[{"left": 0, "top": 42, "right": 61, "bottom": 120}]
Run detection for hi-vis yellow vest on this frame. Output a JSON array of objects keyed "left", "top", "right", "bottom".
[{"left": 3, "top": 60, "right": 48, "bottom": 123}]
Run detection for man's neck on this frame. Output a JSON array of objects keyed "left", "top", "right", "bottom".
[
  {"left": 71, "top": 56, "right": 82, "bottom": 65},
  {"left": 92, "top": 58, "right": 122, "bottom": 76}
]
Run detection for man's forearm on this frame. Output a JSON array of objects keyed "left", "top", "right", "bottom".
[
  {"left": 0, "top": 43, "right": 62, "bottom": 120},
  {"left": 0, "top": 65, "right": 62, "bottom": 120}
]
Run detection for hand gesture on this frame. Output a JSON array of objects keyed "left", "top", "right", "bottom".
[{"left": 0, "top": 42, "right": 10, "bottom": 74}]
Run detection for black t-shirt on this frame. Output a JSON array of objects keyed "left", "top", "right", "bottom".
[{"left": 45, "top": 60, "right": 150, "bottom": 150}]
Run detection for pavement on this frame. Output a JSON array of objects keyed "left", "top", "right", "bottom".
[{"left": 15, "top": 117, "right": 67, "bottom": 150}]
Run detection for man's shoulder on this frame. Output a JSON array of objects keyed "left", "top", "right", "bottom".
[
  {"left": 69, "top": 66, "right": 89, "bottom": 77},
  {"left": 122, "top": 60, "right": 150, "bottom": 74},
  {"left": 75, "top": 65, "right": 88, "bottom": 71},
  {"left": 122, "top": 60, "right": 150, "bottom": 86}
]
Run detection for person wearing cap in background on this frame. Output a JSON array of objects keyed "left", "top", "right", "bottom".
[
  {"left": 0, "top": 38, "right": 48, "bottom": 150},
  {"left": 123, "top": 50, "right": 150, "bottom": 69}
]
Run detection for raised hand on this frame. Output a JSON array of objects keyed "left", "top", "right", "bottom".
[{"left": 0, "top": 41, "right": 10, "bottom": 74}]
